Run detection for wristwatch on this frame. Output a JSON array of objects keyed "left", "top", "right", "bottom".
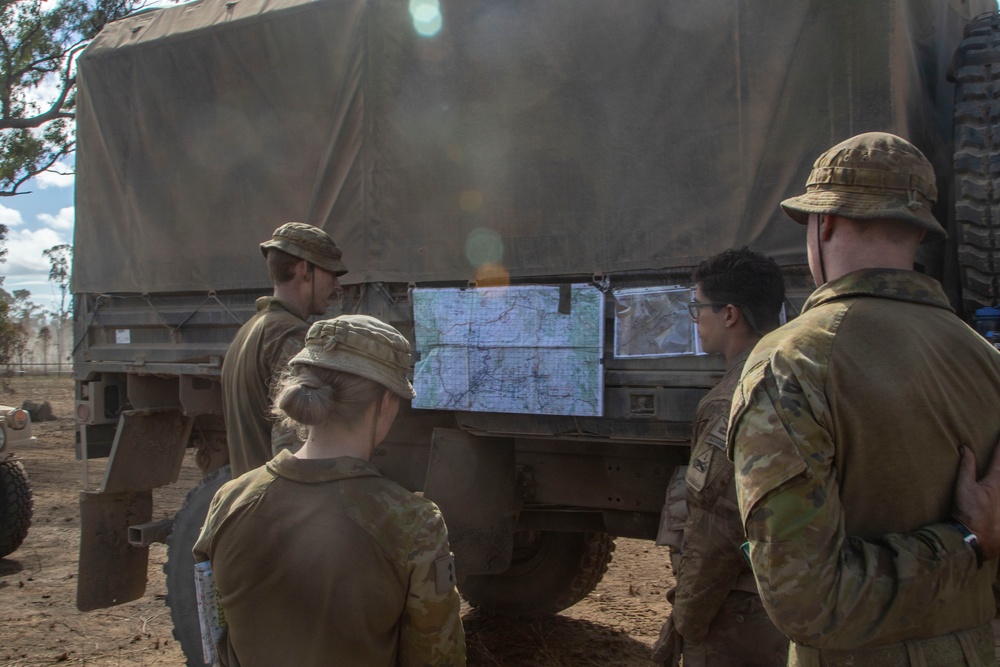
[{"left": 948, "top": 519, "right": 984, "bottom": 568}]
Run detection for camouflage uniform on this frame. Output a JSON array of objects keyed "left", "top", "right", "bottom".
[
  {"left": 222, "top": 296, "right": 307, "bottom": 477},
  {"left": 193, "top": 449, "right": 466, "bottom": 667},
  {"left": 672, "top": 351, "right": 788, "bottom": 666},
  {"left": 729, "top": 268, "right": 1000, "bottom": 666}
]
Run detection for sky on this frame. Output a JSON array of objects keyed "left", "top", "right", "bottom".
[
  {"left": 0, "top": 1, "right": 77, "bottom": 314},
  {"left": 2, "top": 163, "right": 75, "bottom": 314}
]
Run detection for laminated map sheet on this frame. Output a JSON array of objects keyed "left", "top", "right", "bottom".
[
  {"left": 612, "top": 287, "right": 697, "bottom": 358},
  {"left": 412, "top": 285, "right": 604, "bottom": 416}
]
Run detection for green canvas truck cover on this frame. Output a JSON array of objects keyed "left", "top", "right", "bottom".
[{"left": 73, "top": 0, "right": 991, "bottom": 294}]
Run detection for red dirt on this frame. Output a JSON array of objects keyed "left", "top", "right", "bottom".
[{"left": 0, "top": 375, "right": 673, "bottom": 666}]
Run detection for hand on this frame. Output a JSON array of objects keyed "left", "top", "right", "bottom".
[
  {"left": 953, "top": 445, "right": 1000, "bottom": 559},
  {"left": 650, "top": 612, "right": 683, "bottom": 667}
]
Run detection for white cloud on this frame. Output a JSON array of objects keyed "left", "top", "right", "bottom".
[
  {"left": 5, "top": 226, "right": 67, "bottom": 276},
  {"left": 29, "top": 74, "right": 63, "bottom": 113},
  {"left": 35, "top": 161, "right": 75, "bottom": 190},
  {"left": 0, "top": 204, "right": 25, "bottom": 228},
  {"left": 38, "top": 206, "right": 74, "bottom": 231}
]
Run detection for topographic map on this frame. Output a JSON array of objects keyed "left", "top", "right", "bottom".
[{"left": 412, "top": 284, "right": 605, "bottom": 416}]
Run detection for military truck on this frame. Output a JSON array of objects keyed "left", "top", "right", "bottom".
[{"left": 71, "top": 1, "right": 999, "bottom": 663}]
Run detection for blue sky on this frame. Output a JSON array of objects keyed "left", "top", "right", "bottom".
[
  {"left": 2, "top": 161, "right": 75, "bottom": 313},
  {"left": 0, "top": 0, "right": 78, "bottom": 314}
]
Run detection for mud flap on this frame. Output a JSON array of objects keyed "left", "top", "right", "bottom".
[
  {"left": 100, "top": 409, "right": 192, "bottom": 492},
  {"left": 423, "top": 428, "right": 517, "bottom": 578},
  {"left": 76, "top": 490, "right": 152, "bottom": 611}
]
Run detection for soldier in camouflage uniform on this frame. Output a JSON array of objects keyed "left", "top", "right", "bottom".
[
  {"left": 729, "top": 132, "right": 1000, "bottom": 666},
  {"left": 653, "top": 248, "right": 788, "bottom": 667},
  {"left": 222, "top": 222, "right": 348, "bottom": 477},
  {"left": 195, "top": 314, "right": 466, "bottom": 666}
]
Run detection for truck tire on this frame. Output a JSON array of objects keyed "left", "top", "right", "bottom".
[
  {"left": 0, "top": 459, "right": 32, "bottom": 558},
  {"left": 459, "top": 530, "right": 615, "bottom": 617},
  {"left": 164, "top": 465, "right": 231, "bottom": 667},
  {"left": 952, "top": 13, "right": 1000, "bottom": 308}
]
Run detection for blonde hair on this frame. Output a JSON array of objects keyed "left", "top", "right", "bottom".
[{"left": 272, "top": 365, "right": 387, "bottom": 431}]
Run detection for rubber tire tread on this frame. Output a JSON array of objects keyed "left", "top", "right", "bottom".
[
  {"left": 0, "top": 459, "right": 32, "bottom": 558},
  {"left": 953, "top": 13, "right": 1000, "bottom": 308},
  {"left": 164, "top": 465, "right": 232, "bottom": 667},
  {"left": 459, "top": 531, "right": 615, "bottom": 617}
]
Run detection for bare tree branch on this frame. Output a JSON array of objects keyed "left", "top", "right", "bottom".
[{"left": 0, "top": 1, "right": 151, "bottom": 195}]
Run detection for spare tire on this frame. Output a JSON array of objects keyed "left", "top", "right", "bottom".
[
  {"left": 459, "top": 530, "right": 615, "bottom": 617},
  {"left": 0, "top": 458, "right": 32, "bottom": 558},
  {"left": 164, "top": 465, "right": 231, "bottom": 667},
  {"left": 952, "top": 12, "right": 1000, "bottom": 309}
]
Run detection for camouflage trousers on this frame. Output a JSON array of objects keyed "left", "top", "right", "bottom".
[{"left": 683, "top": 591, "right": 788, "bottom": 667}]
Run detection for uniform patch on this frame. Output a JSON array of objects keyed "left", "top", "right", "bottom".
[
  {"left": 685, "top": 448, "right": 713, "bottom": 493},
  {"left": 704, "top": 414, "right": 728, "bottom": 450},
  {"left": 434, "top": 554, "right": 456, "bottom": 595}
]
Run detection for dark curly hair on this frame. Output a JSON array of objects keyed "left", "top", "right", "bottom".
[{"left": 693, "top": 247, "right": 785, "bottom": 336}]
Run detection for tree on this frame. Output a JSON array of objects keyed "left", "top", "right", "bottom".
[
  {"left": 7, "top": 289, "right": 37, "bottom": 372},
  {"left": 0, "top": 0, "right": 146, "bottom": 196},
  {"left": 37, "top": 324, "right": 50, "bottom": 374},
  {"left": 11, "top": 288, "right": 38, "bottom": 322},
  {"left": 44, "top": 243, "right": 71, "bottom": 371},
  {"left": 0, "top": 298, "right": 16, "bottom": 384}
]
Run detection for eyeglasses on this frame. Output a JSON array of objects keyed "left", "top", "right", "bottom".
[{"left": 687, "top": 301, "right": 730, "bottom": 321}]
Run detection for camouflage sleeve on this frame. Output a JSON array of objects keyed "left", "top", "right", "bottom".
[
  {"left": 730, "top": 360, "right": 981, "bottom": 648},
  {"left": 398, "top": 510, "right": 466, "bottom": 667}
]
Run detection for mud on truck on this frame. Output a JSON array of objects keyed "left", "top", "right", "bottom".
[{"left": 70, "top": 1, "right": 1000, "bottom": 663}]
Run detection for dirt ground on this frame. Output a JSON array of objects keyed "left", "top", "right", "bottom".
[{"left": 0, "top": 375, "right": 672, "bottom": 666}]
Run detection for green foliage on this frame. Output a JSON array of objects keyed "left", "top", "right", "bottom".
[
  {"left": 0, "top": 0, "right": 143, "bottom": 195},
  {"left": 43, "top": 242, "right": 71, "bottom": 317},
  {"left": 0, "top": 298, "right": 16, "bottom": 370},
  {"left": 43, "top": 242, "right": 71, "bottom": 371}
]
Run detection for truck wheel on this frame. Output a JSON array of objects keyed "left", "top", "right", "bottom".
[
  {"left": 164, "top": 465, "right": 231, "bottom": 667},
  {"left": 952, "top": 13, "right": 1000, "bottom": 308},
  {"left": 0, "top": 459, "right": 32, "bottom": 558},
  {"left": 459, "top": 530, "right": 615, "bottom": 617}
]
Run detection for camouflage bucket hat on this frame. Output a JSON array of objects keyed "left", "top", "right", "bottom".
[
  {"left": 289, "top": 315, "right": 416, "bottom": 400},
  {"left": 260, "top": 222, "right": 348, "bottom": 276},
  {"left": 780, "top": 132, "right": 946, "bottom": 243}
]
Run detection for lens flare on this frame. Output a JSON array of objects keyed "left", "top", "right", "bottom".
[
  {"left": 410, "top": 0, "right": 442, "bottom": 37},
  {"left": 459, "top": 190, "right": 482, "bottom": 212},
  {"left": 475, "top": 263, "right": 510, "bottom": 287},
  {"left": 465, "top": 227, "right": 504, "bottom": 267}
]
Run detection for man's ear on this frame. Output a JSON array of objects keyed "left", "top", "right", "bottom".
[
  {"left": 724, "top": 304, "right": 741, "bottom": 328},
  {"left": 819, "top": 214, "right": 838, "bottom": 242},
  {"left": 295, "top": 259, "right": 312, "bottom": 281},
  {"left": 381, "top": 390, "right": 398, "bottom": 416}
]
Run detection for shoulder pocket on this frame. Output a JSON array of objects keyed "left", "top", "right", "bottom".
[{"left": 727, "top": 362, "right": 810, "bottom": 525}]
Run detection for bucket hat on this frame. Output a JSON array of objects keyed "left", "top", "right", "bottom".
[
  {"left": 289, "top": 315, "right": 415, "bottom": 399},
  {"left": 260, "top": 222, "right": 348, "bottom": 276},
  {"left": 780, "top": 132, "right": 946, "bottom": 243}
]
